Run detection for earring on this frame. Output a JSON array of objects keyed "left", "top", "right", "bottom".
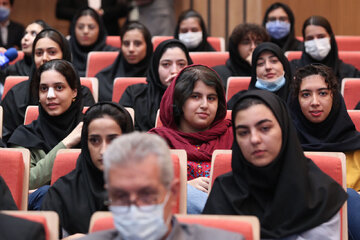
[{"left": 72, "top": 97, "right": 76, "bottom": 102}]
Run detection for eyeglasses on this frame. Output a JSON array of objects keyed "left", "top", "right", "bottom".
[{"left": 105, "top": 190, "right": 169, "bottom": 213}]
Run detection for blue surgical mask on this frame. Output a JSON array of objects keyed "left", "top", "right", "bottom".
[
  {"left": 0, "top": 7, "right": 9, "bottom": 22},
  {"left": 265, "top": 21, "right": 290, "bottom": 40},
  {"left": 109, "top": 193, "right": 170, "bottom": 240},
  {"left": 255, "top": 74, "right": 286, "bottom": 92}
]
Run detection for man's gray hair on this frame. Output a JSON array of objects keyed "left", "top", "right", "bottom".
[{"left": 103, "top": 132, "right": 174, "bottom": 188}]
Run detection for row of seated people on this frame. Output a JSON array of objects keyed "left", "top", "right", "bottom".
[
  {"left": 1, "top": 61, "right": 360, "bottom": 239},
  {"left": 0, "top": 122, "right": 354, "bottom": 239},
  {"left": 5, "top": 32, "right": 360, "bottom": 142},
  {"left": 1, "top": 10, "right": 360, "bottom": 145}
]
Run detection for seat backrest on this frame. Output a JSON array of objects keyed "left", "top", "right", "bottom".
[
  {"left": 2, "top": 210, "right": 59, "bottom": 240},
  {"left": 207, "top": 36, "right": 225, "bottom": 52},
  {"left": 339, "top": 51, "right": 360, "bottom": 69},
  {"left": 285, "top": 51, "right": 302, "bottom": 61},
  {"left": 336, "top": 36, "right": 360, "bottom": 51},
  {"left": 347, "top": 110, "right": 360, "bottom": 131},
  {"left": 50, "top": 149, "right": 81, "bottom": 185},
  {"left": 151, "top": 36, "right": 224, "bottom": 52},
  {"left": 2, "top": 76, "right": 29, "bottom": 100},
  {"left": 124, "top": 107, "right": 135, "bottom": 126},
  {"left": 0, "top": 148, "right": 30, "bottom": 210},
  {"left": 152, "top": 36, "right": 173, "bottom": 50},
  {"left": 286, "top": 51, "right": 360, "bottom": 69},
  {"left": 24, "top": 105, "right": 39, "bottom": 125},
  {"left": 189, "top": 51, "right": 229, "bottom": 67},
  {"left": 80, "top": 77, "right": 98, "bottom": 102},
  {"left": 170, "top": 149, "right": 187, "bottom": 214},
  {"left": 86, "top": 51, "right": 119, "bottom": 77},
  {"left": 304, "top": 152, "right": 347, "bottom": 240},
  {"left": 112, "top": 77, "right": 147, "bottom": 102},
  {"left": 89, "top": 211, "right": 113, "bottom": 233},
  {"left": 106, "top": 36, "right": 121, "bottom": 48},
  {"left": 226, "top": 77, "right": 251, "bottom": 101},
  {"left": 209, "top": 150, "right": 232, "bottom": 191},
  {"left": 341, "top": 78, "right": 360, "bottom": 109},
  {"left": 176, "top": 214, "right": 260, "bottom": 240},
  {"left": 89, "top": 212, "right": 260, "bottom": 240}
]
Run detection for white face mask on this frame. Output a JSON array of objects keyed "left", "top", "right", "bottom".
[
  {"left": 109, "top": 193, "right": 170, "bottom": 240},
  {"left": 178, "top": 31, "right": 203, "bottom": 49},
  {"left": 304, "top": 37, "right": 331, "bottom": 61}
]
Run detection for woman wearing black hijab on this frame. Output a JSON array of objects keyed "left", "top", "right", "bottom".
[
  {"left": 1, "top": 28, "right": 95, "bottom": 144},
  {"left": 290, "top": 16, "right": 360, "bottom": 83},
  {"left": 262, "top": 2, "right": 302, "bottom": 51},
  {"left": 228, "top": 42, "right": 291, "bottom": 109},
  {"left": 95, "top": 21, "right": 153, "bottom": 102},
  {"left": 174, "top": 9, "right": 214, "bottom": 52},
  {"left": 289, "top": 64, "right": 360, "bottom": 190},
  {"left": 41, "top": 102, "right": 134, "bottom": 236},
  {"left": 69, "top": 7, "right": 118, "bottom": 77},
  {"left": 8, "top": 59, "right": 84, "bottom": 190},
  {"left": 203, "top": 89, "right": 347, "bottom": 239},
  {"left": 212, "top": 23, "right": 269, "bottom": 87},
  {"left": 119, "top": 39, "right": 193, "bottom": 131}
]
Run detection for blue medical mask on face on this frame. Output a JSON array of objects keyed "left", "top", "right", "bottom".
[
  {"left": 265, "top": 21, "right": 291, "bottom": 40},
  {"left": 0, "top": 7, "right": 10, "bottom": 22},
  {"left": 255, "top": 73, "right": 286, "bottom": 92},
  {"left": 109, "top": 192, "right": 170, "bottom": 240}
]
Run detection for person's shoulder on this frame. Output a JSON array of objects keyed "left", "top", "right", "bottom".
[
  {"left": 181, "top": 222, "right": 245, "bottom": 240},
  {"left": 212, "top": 64, "right": 228, "bottom": 72},
  {"left": 0, "top": 213, "right": 45, "bottom": 240},
  {"left": 78, "top": 229, "right": 118, "bottom": 240},
  {"left": 9, "top": 20, "right": 24, "bottom": 29}
]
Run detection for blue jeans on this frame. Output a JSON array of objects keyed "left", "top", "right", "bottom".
[
  {"left": 28, "top": 185, "right": 50, "bottom": 210},
  {"left": 348, "top": 188, "right": 360, "bottom": 240}
]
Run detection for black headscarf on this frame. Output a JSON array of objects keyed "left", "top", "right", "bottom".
[
  {"left": 96, "top": 21, "right": 153, "bottom": 102},
  {"left": 0, "top": 175, "right": 17, "bottom": 210},
  {"left": 174, "top": 10, "right": 215, "bottom": 52},
  {"left": 1, "top": 28, "right": 94, "bottom": 144},
  {"left": 290, "top": 90, "right": 360, "bottom": 151},
  {"left": 41, "top": 102, "right": 134, "bottom": 235},
  {"left": 8, "top": 60, "right": 84, "bottom": 152},
  {"left": 119, "top": 39, "right": 193, "bottom": 131},
  {"left": 69, "top": 7, "right": 117, "bottom": 77},
  {"left": 225, "top": 31, "right": 252, "bottom": 77},
  {"left": 228, "top": 42, "right": 291, "bottom": 109},
  {"left": 262, "top": 2, "right": 302, "bottom": 51},
  {"left": 203, "top": 90, "right": 347, "bottom": 238}
]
